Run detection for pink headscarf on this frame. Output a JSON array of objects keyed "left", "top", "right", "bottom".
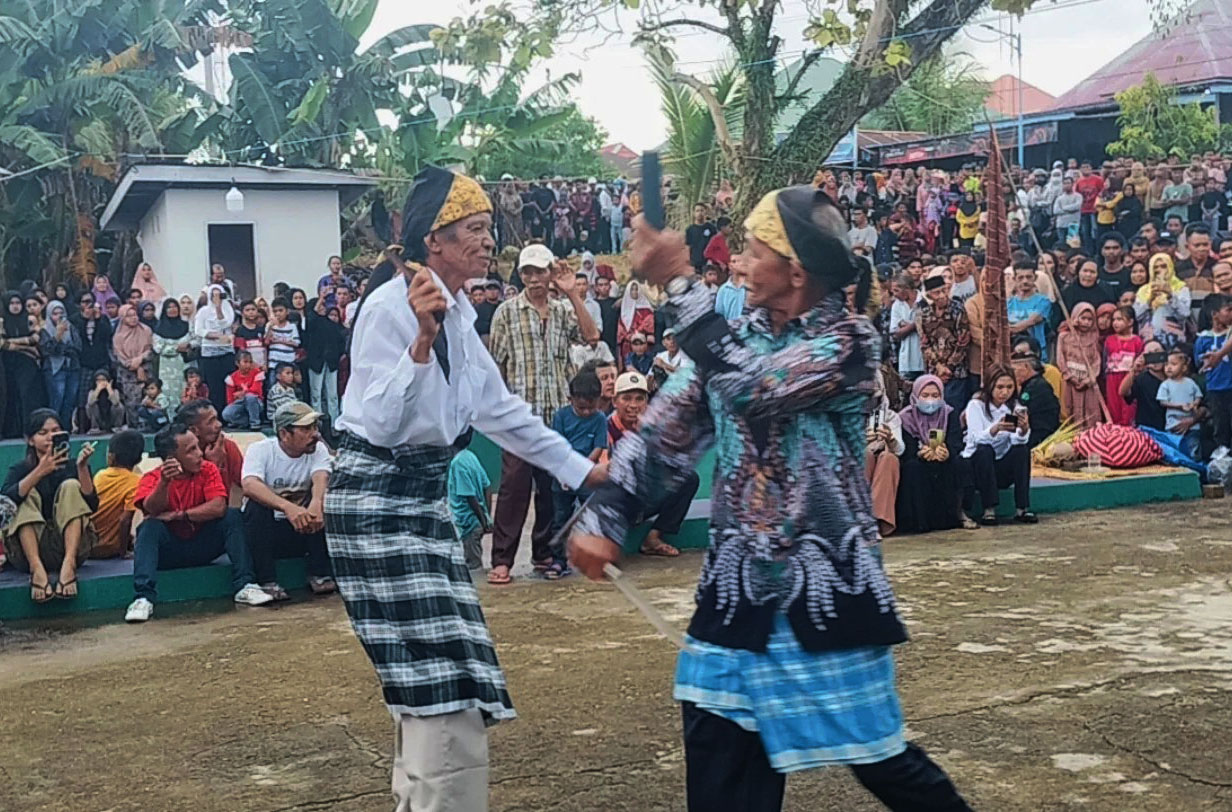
[
  {"left": 898, "top": 374, "right": 953, "bottom": 444},
  {"left": 131, "top": 262, "right": 166, "bottom": 303}
]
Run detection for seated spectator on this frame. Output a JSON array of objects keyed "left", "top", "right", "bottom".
[
  {"left": 569, "top": 334, "right": 615, "bottom": 374},
  {"left": 962, "top": 366, "right": 1035, "bottom": 526},
  {"left": 1012, "top": 335, "right": 1066, "bottom": 418},
  {"left": 586, "top": 358, "right": 618, "bottom": 415},
  {"left": 177, "top": 399, "right": 245, "bottom": 502},
  {"left": 607, "top": 371, "right": 699, "bottom": 557},
  {"left": 897, "top": 374, "right": 972, "bottom": 533},
  {"left": 85, "top": 369, "right": 124, "bottom": 434},
  {"left": 222, "top": 351, "right": 265, "bottom": 429},
  {"left": 240, "top": 402, "right": 334, "bottom": 600},
  {"left": 1158, "top": 349, "right": 1203, "bottom": 458},
  {"left": 1134, "top": 253, "right": 1190, "bottom": 348},
  {"left": 267, "top": 362, "right": 301, "bottom": 416},
  {"left": 865, "top": 371, "right": 903, "bottom": 537},
  {"left": 181, "top": 366, "right": 209, "bottom": 405},
  {"left": 1, "top": 409, "right": 98, "bottom": 601},
  {"left": 651, "top": 328, "right": 692, "bottom": 390},
  {"left": 624, "top": 332, "right": 654, "bottom": 376},
  {"left": 90, "top": 429, "right": 144, "bottom": 559},
  {"left": 125, "top": 424, "right": 272, "bottom": 622},
  {"left": 1011, "top": 349, "right": 1062, "bottom": 447},
  {"left": 548, "top": 369, "right": 608, "bottom": 579},
  {"left": 137, "top": 379, "right": 170, "bottom": 433},
  {"left": 448, "top": 428, "right": 492, "bottom": 573}
]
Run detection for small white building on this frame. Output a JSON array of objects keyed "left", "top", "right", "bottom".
[{"left": 100, "top": 164, "right": 376, "bottom": 302}]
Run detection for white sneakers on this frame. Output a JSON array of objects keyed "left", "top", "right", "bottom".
[
  {"left": 125, "top": 597, "right": 154, "bottom": 623},
  {"left": 125, "top": 584, "right": 273, "bottom": 622},
  {"left": 234, "top": 583, "right": 275, "bottom": 606}
]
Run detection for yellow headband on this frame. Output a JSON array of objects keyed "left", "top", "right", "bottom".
[
  {"left": 744, "top": 189, "right": 797, "bottom": 262},
  {"left": 430, "top": 173, "right": 493, "bottom": 232}
]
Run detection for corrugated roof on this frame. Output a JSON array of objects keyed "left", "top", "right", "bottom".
[
  {"left": 1049, "top": 0, "right": 1232, "bottom": 112},
  {"left": 985, "top": 74, "right": 1056, "bottom": 117}
]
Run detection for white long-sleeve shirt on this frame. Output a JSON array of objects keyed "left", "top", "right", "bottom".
[
  {"left": 961, "top": 399, "right": 1030, "bottom": 460},
  {"left": 337, "top": 269, "right": 594, "bottom": 491}
]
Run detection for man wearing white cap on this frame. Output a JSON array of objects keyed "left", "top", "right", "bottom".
[{"left": 487, "top": 243, "right": 600, "bottom": 585}]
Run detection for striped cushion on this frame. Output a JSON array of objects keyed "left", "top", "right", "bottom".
[{"left": 1073, "top": 424, "right": 1163, "bottom": 469}]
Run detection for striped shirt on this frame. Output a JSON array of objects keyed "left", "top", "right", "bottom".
[
  {"left": 266, "top": 321, "right": 300, "bottom": 369},
  {"left": 488, "top": 293, "right": 582, "bottom": 423}
]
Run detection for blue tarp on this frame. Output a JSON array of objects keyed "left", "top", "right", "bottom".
[{"left": 1138, "top": 426, "right": 1208, "bottom": 479}]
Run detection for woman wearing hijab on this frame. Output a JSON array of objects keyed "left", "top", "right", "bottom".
[
  {"left": 152, "top": 298, "right": 193, "bottom": 411},
  {"left": 194, "top": 284, "right": 236, "bottom": 413},
  {"left": 1056, "top": 302, "right": 1105, "bottom": 430},
  {"left": 131, "top": 262, "right": 167, "bottom": 303},
  {"left": 1062, "top": 259, "right": 1115, "bottom": 313},
  {"left": 955, "top": 191, "right": 981, "bottom": 248},
  {"left": 1114, "top": 183, "right": 1144, "bottom": 241},
  {"left": 305, "top": 295, "right": 347, "bottom": 419},
  {"left": 38, "top": 301, "right": 83, "bottom": 431},
  {"left": 2, "top": 291, "right": 45, "bottom": 438},
  {"left": 616, "top": 280, "right": 655, "bottom": 366},
  {"left": 896, "top": 374, "right": 970, "bottom": 533},
  {"left": 91, "top": 273, "right": 121, "bottom": 309},
  {"left": 1134, "top": 253, "right": 1190, "bottom": 348},
  {"left": 865, "top": 371, "right": 904, "bottom": 537},
  {"left": 112, "top": 304, "right": 153, "bottom": 427}
]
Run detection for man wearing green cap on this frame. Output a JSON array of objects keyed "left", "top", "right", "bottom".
[
  {"left": 326, "top": 166, "right": 605, "bottom": 811},
  {"left": 570, "top": 188, "right": 971, "bottom": 811}
]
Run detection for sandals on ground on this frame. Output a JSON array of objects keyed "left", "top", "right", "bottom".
[
  {"left": 308, "top": 576, "right": 337, "bottom": 595},
  {"left": 960, "top": 517, "right": 980, "bottom": 530},
  {"left": 1014, "top": 511, "right": 1039, "bottom": 524},
  {"left": 640, "top": 537, "right": 680, "bottom": 557},
  {"left": 261, "top": 582, "right": 291, "bottom": 602},
  {"left": 542, "top": 560, "right": 572, "bottom": 580},
  {"left": 30, "top": 578, "right": 52, "bottom": 603},
  {"left": 55, "top": 578, "right": 78, "bottom": 600},
  {"left": 487, "top": 566, "right": 512, "bottom": 586}
]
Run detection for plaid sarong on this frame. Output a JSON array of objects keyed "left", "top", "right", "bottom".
[
  {"left": 674, "top": 614, "right": 905, "bottom": 772},
  {"left": 324, "top": 433, "right": 515, "bottom": 723}
]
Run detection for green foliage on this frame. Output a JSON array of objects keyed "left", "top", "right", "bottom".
[
  {"left": 863, "top": 49, "right": 989, "bottom": 135},
  {"left": 471, "top": 107, "right": 609, "bottom": 180},
  {"left": 1108, "top": 73, "right": 1227, "bottom": 160}
]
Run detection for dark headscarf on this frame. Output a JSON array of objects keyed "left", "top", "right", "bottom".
[
  {"left": 138, "top": 300, "right": 158, "bottom": 330},
  {"left": 959, "top": 192, "right": 979, "bottom": 217},
  {"left": 745, "top": 185, "right": 858, "bottom": 290},
  {"left": 154, "top": 298, "right": 189, "bottom": 340},
  {"left": 3, "top": 291, "right": 31, "bottom": 337}
]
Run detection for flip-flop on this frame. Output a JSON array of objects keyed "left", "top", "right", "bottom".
[
  {"left": 487, "top": 566, "right": 512, "bottom": 586},
  {"left": 30, "top": 579, "right": 52, "bottom": 603},
  {"left": 55, "top": 578, "right": 79, "bottom": 600},
  {"left": 640, "top": 539, "right": 680, "bottom": 557}
]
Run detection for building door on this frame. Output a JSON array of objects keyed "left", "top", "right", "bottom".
[{"left": 207, "top": 223, "right": 256, "bottom": 301}]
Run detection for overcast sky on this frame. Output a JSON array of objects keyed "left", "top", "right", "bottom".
[{"left": 364, "top": 0, "right": 1156, "bottom": 151}]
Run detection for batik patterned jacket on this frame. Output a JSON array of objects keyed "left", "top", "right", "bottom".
[{"left": 577, "top": 282, "right": 908, "bottom": 653}]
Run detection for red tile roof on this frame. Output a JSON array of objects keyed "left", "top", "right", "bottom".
[
  {"left": 985, "top": 74, "right": 1056, "bottom": 117},
  {"left": 1049, "top": 0, "right": 1232, "bottom": 112}
]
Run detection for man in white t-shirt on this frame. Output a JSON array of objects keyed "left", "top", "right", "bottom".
[
  {"left": 847, "top": 209, "right": 878, "bottom": 255},
  {"left": 240, "top": 402, "right": 334, "bottom": 599}
]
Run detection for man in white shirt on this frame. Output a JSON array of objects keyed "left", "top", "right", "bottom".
[
  {"left": 847, "top": 208, "right": 877, "bottom": 255},
  {"left": 199, "top": 263, "right": 238, "bottom": 303},
  {"left": 241, "top": 402, "right": 334, "bottom": 600},
  {"left": 326, "top": 166, "right": 603, "bottom": 812}
]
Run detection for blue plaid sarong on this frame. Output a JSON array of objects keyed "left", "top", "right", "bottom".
[{"left": 674, "top": 614, "right": 906, "bottom": 772}]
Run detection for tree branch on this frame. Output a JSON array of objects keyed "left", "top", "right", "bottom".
[
  {"left": 720, "top": 0, "right": 747, "bottom": 52},
  {"left": 777, "top": 49, "right": 823, "bottom": 108},
  {"left": 673, "top": 71, "right": 740, "bottom": 172},
  {"left": 852, "top": 0, "right": 909, "bottom": 70},
  {"left": 641, "top": 18, "right": 730, "bottom": 38}
]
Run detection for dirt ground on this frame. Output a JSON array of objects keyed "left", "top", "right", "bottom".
[{"left": 1, "top": 500, "right": 1230, "bottom": 812}]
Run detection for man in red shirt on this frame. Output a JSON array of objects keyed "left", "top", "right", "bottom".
[
  {"left": 125, "top": 424, "right": 271, "bottom": 622},
  {"left": 1074, "top": 161, "right": 1106, "bottom": 256},
  {"left": 177, "top": 399, "right": 245, "bottom": 502},
  {"left": 606, "top": 372, "right": 699, "bottom": 558}
]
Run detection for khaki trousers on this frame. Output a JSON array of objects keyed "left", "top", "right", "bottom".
[
  {"left": 2, "top": 479, "right": 96, "bottom": 572},
  {"left": 393, "top": 709, "right": 488, "bottom": 812}
]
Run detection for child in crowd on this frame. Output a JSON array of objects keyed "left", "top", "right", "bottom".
[
  {"left": 890, "top": 273, "right": 923, "bottom": 380},
  {"left": 85, "top": 370, "right": 123, "bottom": 434},
  {"left": 547, "top": 370, "right": 607, "bottom": 580},
  {"left": 1056, "top": 302, "right": 1104, "bottom": 430},
  {"left": 181, "top": 367, "right": 208, "bottom": 404},
  {"left": 233, "top": 300, "right": 268, "bottom": 370},
  {"left": 222, "top": 351, "right": 265, "bottom": 429},
  {"left": 89, "top": 429, "right": 144, "bottom": 559},
  {"left": 1195, "top": 293, "right": 1232, "bottom": 451},
  {"left": 136, "top": 380, "right": 169, "bottom": 433},
  {"left": 265, "top": 296, "right": 301, "bottom": 397},
  {"left": 446, "top": 429, "right": 491, "bottom": 572},
  {"left": 1104, "top": 306, "right": 1143, "bottom": 426},
  {"left": 623, "top": 332, "right": 654, "bottom": 376},
  {"left": 1158, "top": 349, "right": 1203, "bottom": 458},
  {"left": 267, "top": 362, "right": 300, "bottom": 415}
]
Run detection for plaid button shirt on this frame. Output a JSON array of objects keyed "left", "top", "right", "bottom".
[{"left": 488, "top": 293, "right": 582, "bottom": 423}]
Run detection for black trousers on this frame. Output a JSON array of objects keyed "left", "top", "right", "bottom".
[
  {"left": 242, "top": 501, "right": 331, "bottom": 583},
  {"left": 1207, "top": 389, "right": 1232, "bottom": 452},
  {"left": 969, "top": 443, "right": 1031, "bottom": 512},
  {"left": 645, "top": 471, "right": 700, "bottom": 535},
  {"left": 682, "top": 703, "right": 972, "bottom": 811}
]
